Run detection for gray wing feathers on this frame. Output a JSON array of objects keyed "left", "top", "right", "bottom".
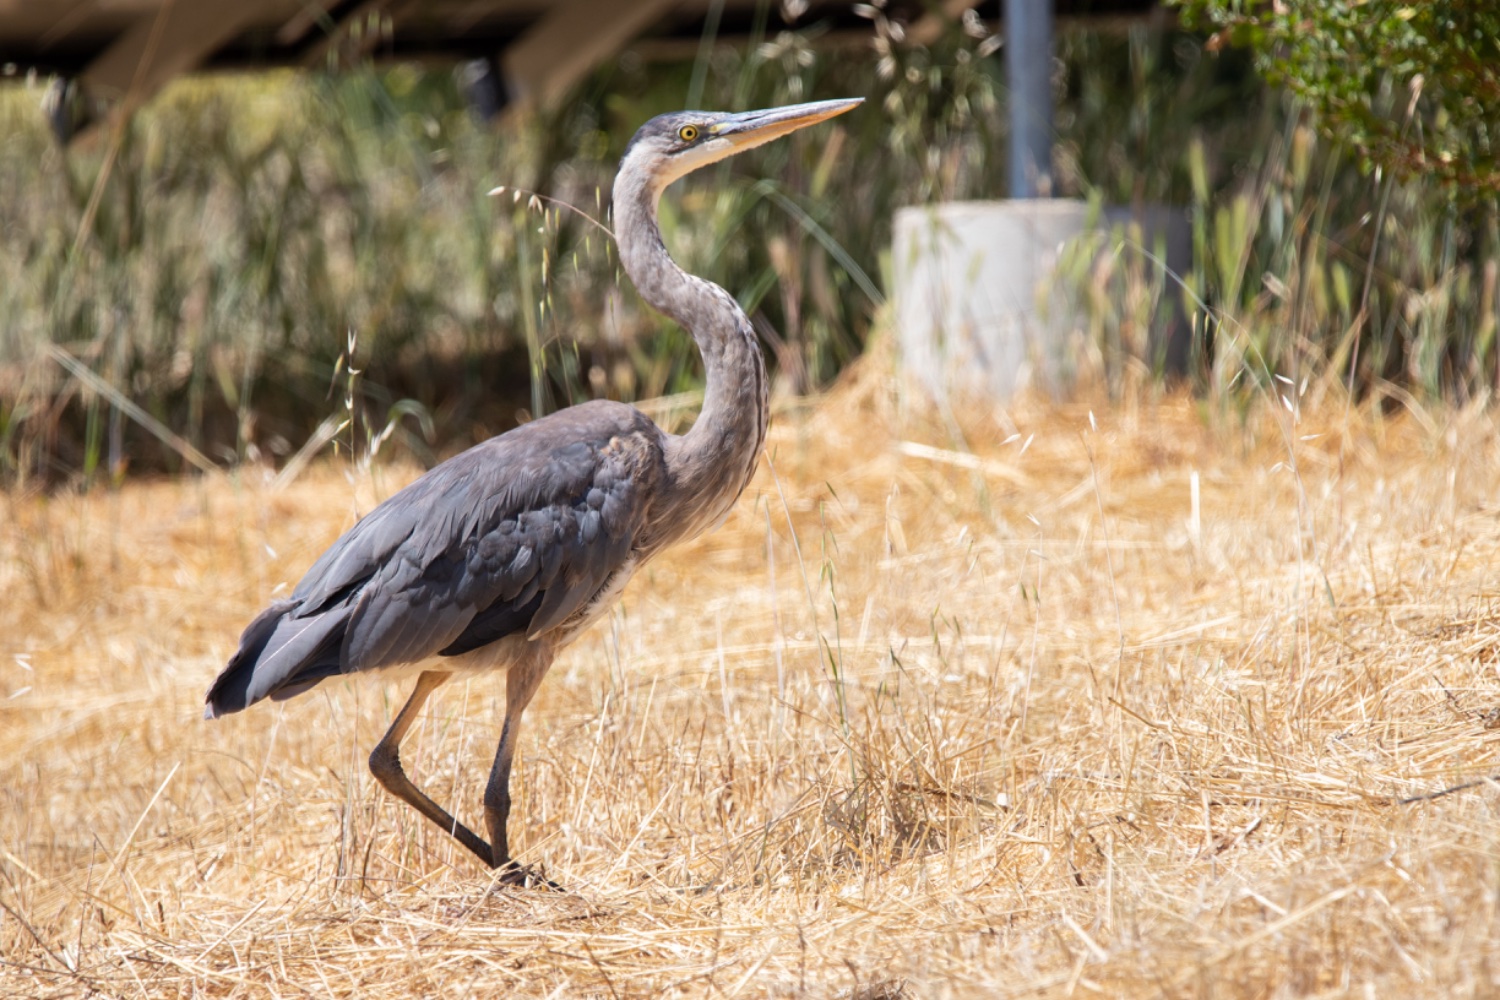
[
  {"left": 207, "top": 401, "right": 661, "bottom": 717},
  {"left": 205, "top": 401, "right": 657, "bottom": 716},
  {"left": 242, "top": 610, "right": 345, "bottom": 703},
  {"left": 304, "top": 402, "right": 655, "bottom": 671},
  {"left": 204, "top": 598, "right": 345, "bottom": 717},
  {"left": 328, "top": 440, "right": 645, "bottom": 668},
  {"left": 339, "top": 550, "right": 471, "bottom": 667},
  {"left": 526, "top": 504, "right": 633, "bottom": 637}
]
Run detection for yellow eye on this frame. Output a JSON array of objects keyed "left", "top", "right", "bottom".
[{"left": 678, "top": 124, "right": 699, "bottom": 142}]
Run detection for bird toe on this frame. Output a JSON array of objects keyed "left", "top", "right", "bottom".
[{"left": 491, "top": 861, "right": 564, "bottom": 893}]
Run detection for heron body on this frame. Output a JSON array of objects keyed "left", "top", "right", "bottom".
[{"left": 205, "top": 97, "right": 861, "bottom": 881}]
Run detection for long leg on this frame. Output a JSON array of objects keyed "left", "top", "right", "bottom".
[
  {"left": 483, "top": 654, "right": 554, "bottom": 878},
  {"left": 368, "top": 670, "right": 493, "bottom": 866}
]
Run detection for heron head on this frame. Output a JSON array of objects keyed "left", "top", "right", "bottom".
[{"left": 620, "top": 97, "right": 863, "bottom": 198}]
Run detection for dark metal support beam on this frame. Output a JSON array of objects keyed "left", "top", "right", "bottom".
[{"left": 1004, "top": 0, "right": 1054, "bottom": 198}]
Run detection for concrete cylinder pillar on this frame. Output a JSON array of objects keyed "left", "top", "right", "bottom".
[{"left": 893, "top": 199, "right": 1089, "bottom": 400}]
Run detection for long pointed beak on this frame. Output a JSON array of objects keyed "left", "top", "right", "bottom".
[{"left": 712, "top": 97, "right": 863, "bottom": 152}]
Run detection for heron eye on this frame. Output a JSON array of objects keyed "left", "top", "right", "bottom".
[{"left": 678, "top": 124, "right": 699, "bottom": 142}]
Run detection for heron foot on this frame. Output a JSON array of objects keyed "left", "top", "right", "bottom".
[{"left": 491, "top": 859, "right": 564, "bottom": 892}]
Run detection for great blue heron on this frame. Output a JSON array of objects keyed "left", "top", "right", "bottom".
[{"left": 205, "top": 97, "right": 862, "bottom": 884}]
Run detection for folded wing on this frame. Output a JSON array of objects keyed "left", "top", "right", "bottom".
[{"left": 205, "top": 402, "right": 663, "bottom": 718}]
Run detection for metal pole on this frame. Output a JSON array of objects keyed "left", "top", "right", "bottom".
[{"left": 1004, "top": 0, "right": 1054, "bottom": 198}]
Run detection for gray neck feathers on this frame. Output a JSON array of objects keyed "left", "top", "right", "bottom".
[{"left": 613, "top": 148, "right": 769, "bottom": 539}]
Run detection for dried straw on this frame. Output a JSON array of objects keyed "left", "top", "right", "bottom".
[{"left": 4, "top": 360, "right": 1500, "bottom": 997}]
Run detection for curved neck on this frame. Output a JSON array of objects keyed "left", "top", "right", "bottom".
[{"left": 613, "top": 155, "right": 769, "bottom": 537}]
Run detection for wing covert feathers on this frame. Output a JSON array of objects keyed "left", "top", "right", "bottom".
[{"left": 204, "top": 402, "right": 662, "bottom": 717}]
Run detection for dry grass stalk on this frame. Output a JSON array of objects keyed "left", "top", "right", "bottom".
[{"left": 4, "top": 360, "right": 1500, "bottom": 997}]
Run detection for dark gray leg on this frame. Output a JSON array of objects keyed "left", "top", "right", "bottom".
[
  {"left": 368, "top": 670, "right": 494, "bottom": 867},
  {"left": 483, "top": 655, "right": 554, "bottom": 884}
]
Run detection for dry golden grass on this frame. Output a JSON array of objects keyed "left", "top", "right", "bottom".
[{"left": 5, "top": 362, "right": 1500, "bottom": 998}]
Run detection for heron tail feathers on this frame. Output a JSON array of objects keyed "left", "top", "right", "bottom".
[{"left": 204, "top": 600, "right": 346, "bottom": 719}]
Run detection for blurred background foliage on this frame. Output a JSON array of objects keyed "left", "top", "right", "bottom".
[
  {"left": 0, "top": 6, "right": 1496, "bottom": 486},
  {"left": 1174, "top": 0, "right": 1500, "bottom": 194}
]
